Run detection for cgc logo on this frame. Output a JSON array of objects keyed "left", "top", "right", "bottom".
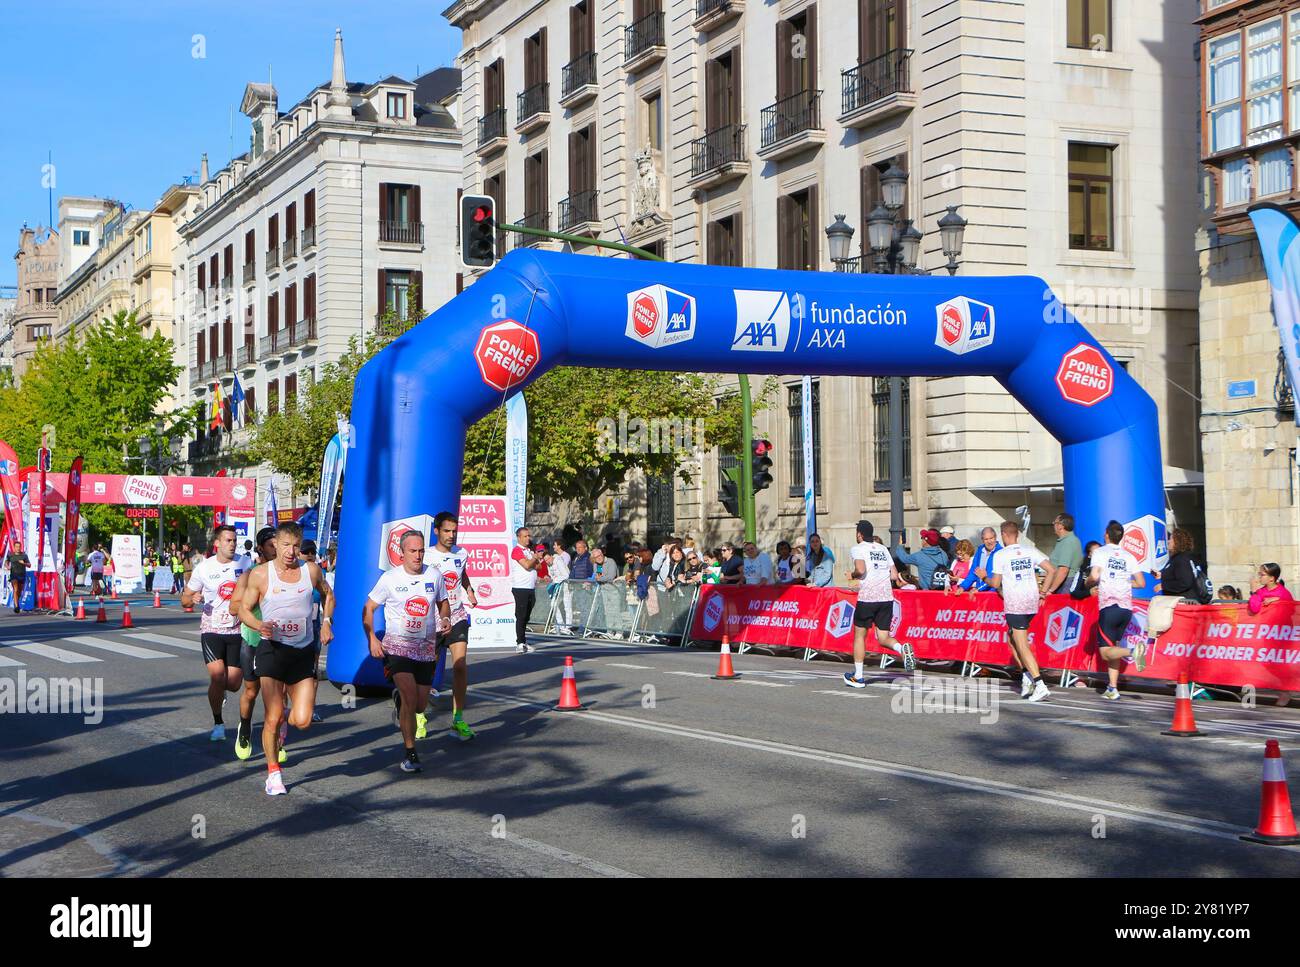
[
  {"left": 702, "top": 593, "right": 725, "bottom": 632},
  {"left": 934, "top": 296, "right": 995, "bottom": 354},
  {"left": 626, "top": 284, "right": 696, "bottom": 349},
  {"left": 1044, "top": 607, "right": 1084, "bottom": 654},
  {"left": 824, "top": 600, "right": 854, "bottom": 639},
  {"left": 732, "top": 290, "right": 792, "bottom": 353}
]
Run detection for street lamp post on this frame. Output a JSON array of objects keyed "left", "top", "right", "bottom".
[
  {"left": 826, "top": 171, "right": 967, "bottom": 548},
  {"left": 135, "top": 427, "right": 183, "bottom": 550}
]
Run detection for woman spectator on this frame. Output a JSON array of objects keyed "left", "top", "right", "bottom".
[
  {"left": 1248, "top": 563, "right": 1294, "bottom": 615},
  {"left": 1155, "top": 527, "right": 1206, "bottom": 602},
  {"left": 683, "top": 550, "right": 706, "bottom": 585},
  {"left": 804, "top": 533, "right": 836, "bottom": 587},
  {"left": 1216, "top": 585, "right": 1241, "bottom": 602},
  {"left": 659, "top": 544, "right": 688, "bottom": 591},
  {"left": 946, "top": 540, "right": 975, "bottom": 593},
  {"left": 704, "top": 550, "right": 724, "bottom": 584}
]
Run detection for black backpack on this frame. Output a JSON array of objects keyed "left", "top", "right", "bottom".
[
  {"left": 1191, "top": 559, "right": 1213, "bottom": 605},
  {"left": 929, "top": 565, "right": 952, "bottom": 591},
  {"left": 1067, "top": 568, "right": 1091, "bottom": 600}
]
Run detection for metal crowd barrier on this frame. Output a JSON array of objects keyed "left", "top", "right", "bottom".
[{"left": 526, "top": 578, "right": 703, "bottom": 644}]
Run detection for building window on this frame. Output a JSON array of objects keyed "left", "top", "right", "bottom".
[
  {"left": 532, "top": 493, "right": 551, "bottom": 513},
  {"left": 385, "top": 270, "right": 412, "bottom": 319},
  {"left": 1068, "top": 142, "right": 1115, "bottom": 251},
  {"left": 787, "top": 381, "right": 822, "bottom": 497},
  {"left": 645, "top": 90, "right": 663, "bottom": 151},
  {"left": 707, "top": 213, "right": 743, "bottom": 266},
  {"left": 73, "top": 229, "right": 90, "bottom": 246},
  {"left": 1290, "top": 12, "right": 1300, "bottom": 133},
  {"left": 28, "top": 325, "right": 51, "bottom": 341},
  {"left": 1067, "top": 0, "right": 1110, "bottom": 52},
  {"left": 777, "top": 187, "right": 818, "bottom": 270},
  {"left": 145, "top": 224, "right": 152, "bottom": 253},
  {"left": 871, "top": 377, "right": 911, "bottom": 492},
  {"left": 267, "top": 379, "right": 279, "bottom": 417},
  {"left": 1222, "top": 155, "right": 1252, "bottom": 206},
  {"left": 1248, "top": 18, "right": 1284, "bottom": 146},
  {"left": 1258, "top": 145, "right": 1294, "bottom": 196},
  {"left": 1208, "top": 32, "right": 1242, "bottom": 152},
  {"left": 387, "top": 92, "right": 407, "bottom": 118},
  {"left": 525, "top": 150, "right": 549, "bottom": 225}
]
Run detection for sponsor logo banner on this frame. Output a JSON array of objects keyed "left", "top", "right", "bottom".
[
  {"left": 732, "top": 290, "right": 792, "bottom": 353},
  {"left": 475, "top": 320, "right": 540, "bottom": 391},
  {"left": 934, "top": 296, "right": 995, "bottom": 355},
  {"left": 1055, "top": 343, "right": 1114, "bottom": 406},
  {"left": 626, "top": 284, "right": 696, "bottom": 349}
]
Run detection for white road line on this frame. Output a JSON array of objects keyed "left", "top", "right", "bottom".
[
  {"left": 739, "top": 679, "right": 790, "bottom": 688},
  {"left": 0, "top": 653, "right": 24, "bottom": 667},
  {"left": 4, "top": 809, "right": 135, "bottom": 876},
  {"left": 63, "top": 636, "right": 175, "bottom": 660},
  {"left": 813, "top": 689, "right": 878, "bottom": 698},
  {"left": 664, "top": 671, "right": 712, "bottom": 679},
  {"left": 6, "top": 641, "right": 101, "bottom": 664},
  {"left": 1039, "top": 717, "right": 1133, "bottom": 730},
  {"left": 604, "top": 663, "right": 655, "bottom": 670},
  {"left": 470, "top": 686, "right": 1268, "bottom": 847},
  {"left": 501, "top": 831, "right": 640, "bottom": 878},
  {"left": 125, "top": 632, "right": 203, "bottom": 653}
]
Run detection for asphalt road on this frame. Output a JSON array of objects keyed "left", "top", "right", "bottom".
[{"left": 4, "top": 594, "right": 1300, "bottom": 877}]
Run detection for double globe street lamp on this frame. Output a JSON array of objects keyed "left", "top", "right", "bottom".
[{"left": 823, "top": 162, "right": 968, "bottom": 546}]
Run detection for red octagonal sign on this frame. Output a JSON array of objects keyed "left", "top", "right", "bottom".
[
  {"left": 1055, "top": 343, "right": 1114, "bottom": 407},
  {"left": 475, "top": 320, "right": 541, "bottom": 392}
]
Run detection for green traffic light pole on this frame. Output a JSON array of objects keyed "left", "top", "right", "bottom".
[{"left": 499, "top": 220, "right": 759, "bottom": 543}]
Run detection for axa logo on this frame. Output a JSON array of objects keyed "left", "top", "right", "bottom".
[
  {"left": 935, "top": 296, "right": 995, "bottom": 355},
  {"left": 824, "top": 600, "right": 853, "bottom": 639},
  {"left": 626, "top": 284, "right": 696, "bottom": 349},
  {"left": 732, "top": 290, "right": 792, "bottom": 353},
  {"left": 1044, "top": 607, "right": 1084, "bottom": 654},
  {"left": 702, "top": 593, "right": 724, "bottom": 632}
]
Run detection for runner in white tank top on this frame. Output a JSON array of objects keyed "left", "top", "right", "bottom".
[{"left": 237, "top": 523, "right": 335, "bottom": 796}]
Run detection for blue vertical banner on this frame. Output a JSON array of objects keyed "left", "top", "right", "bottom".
[
  {"left": 802, "top": 375, "right": 816, "bottom": 547},
  {"left": 317, "top": 434, "right": 344, "bottom": 549},
  {"left": 505, "top": 391, "right": 528, "bottom": 536},
  {"left": 264, "top": 477, "right": 279, "bottom": 527},
  {"left": 1248, "top": 203, "right": 1300, "bottom": 427}
]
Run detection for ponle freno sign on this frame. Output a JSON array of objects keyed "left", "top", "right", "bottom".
[{"left": 122, "top": 475, "right": 167, "bottom": 506}]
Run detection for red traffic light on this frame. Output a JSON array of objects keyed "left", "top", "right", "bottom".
[
  {"left": 473, "top": 205, "right": 490, "bottom": 223},
  {"left": 753, "top": 439, "right": 772, "bottom": 456}
]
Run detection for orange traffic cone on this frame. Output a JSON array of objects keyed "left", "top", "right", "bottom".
[
  {"left": 1162, "top": 672, "right": 1202, "bottom": 737},
  {"left": 1242, "top": 740, "right": 1300, "bottom": 845},
  {"left": 554, "top": 656, "right": 585, "bottom": 711},
  {"left": 95, "top": 598, "right": 107, "bottom": 623},
  {"left": 75, "top": 597, "right": 86, "bottom": 620},
  {"left": 153, "top": 590, "right": 162, "bottom": 608},
  {"left": 711, "top": 635, "right": 740, "bottom": 681},
  {"left": 110, "top": 584, "right": 117, "bottom": 599},
  {"left": 120, "top": 600, "right": 134, "bottom": 629}
]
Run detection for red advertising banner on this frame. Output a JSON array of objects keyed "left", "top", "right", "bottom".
[
  {"left": 690, "top": 586, "right": 1300, "bottom": 692},
  {"left": 457, "top": 497, "right": 508, "bottom": 535},
  {"left": 63, "top": 457, "right": 83, "bottom": 596},
  {"left": 0, "top": 439, "right": 21, "bottom": 552},
  {"left": 460, "top": 542, "right": 512, "bottom": 610},
  {"left": 23, "top": 472, "right": 256, "bottom": 514}
]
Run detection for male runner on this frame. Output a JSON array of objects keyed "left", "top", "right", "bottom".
[
  {"left": 363, "top": 530, "right": 450, "bottom": 772},
  {"left": 990, "top": 519, "right": 1059, "bottom": 703},
  {"left": 238, "top": 522, "right": 334, "bottom": 795},
  {"left": 88, "top": 544, "right": 107, "bottom": 597},
  {"left": 844, "top": 520, "right": 915, "bottom": 688},
  {"left": 228, "top": 526, "right": 279, "bottom": 761},
  {"left": 1089, "top": 519, "right": 1147, "bottom": 699},
  {"left": 181, "top": 525, "right": 245, "bottom": 740},
  {"left": 426, "top": 511, "right": 478, "bottom": 741}
]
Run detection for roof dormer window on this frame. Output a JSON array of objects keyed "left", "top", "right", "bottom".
[{"left": 387, "top": 92, "right": 407, "bottom": 119}]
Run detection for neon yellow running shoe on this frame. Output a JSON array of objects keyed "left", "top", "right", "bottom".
[
  {"left": 234, "top": 722, "right": 253, "bottom": 761},
  {"left": 415, "top": 712, "right": 428, "bottom": 740},
  {"left": 278, "top": 746, "right": 287, "bottom": 764},
  {"left": 277, "top": 719, "right": 288, "bottom": 764},
  {"left": 450, "top": 716, "right": 475, "bottom": 742}
]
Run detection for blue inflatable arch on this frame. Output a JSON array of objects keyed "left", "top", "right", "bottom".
[{"left": 328, "top": 250, "right": 1165, "bottom": 685}]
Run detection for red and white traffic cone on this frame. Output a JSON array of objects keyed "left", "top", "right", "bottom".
[
  {"left": 1162, "top": 672, "right": 1202, "bottom": 737},
  {"left": 1241, "top": 740, "right": 1300, "bottom": 845},
  {"left": 120, "top": 600, "right": 134, "bottom": 629},
  {"left": 711, "top": 635, "right": 740, "bottom": 681},
  {"left": 75, "top": 597, "right": 86, "bottom": 620},
  {"left": 95, "top": 598, "right": 107, "bottom": 623},
  {"left": 152, "top": 590, "right": 162, "bottom": 608},
  {"left": 554, "top": 656, "right": 585, "bottom": 711},
  {"left": 110, "top": 584, "right": 117, "bottom": 599}
]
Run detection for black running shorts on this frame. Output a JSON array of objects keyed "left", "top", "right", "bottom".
[
  {"left": 853, "top": 600, "right": 893, "bottom": 631},
  {"left": 1098, "top": 604, "right": 1133, "bottom": 648},
  {"left": 438, "top": 619, "right": 470, "bottom": 649},
  {"left": 201, "top": 632, "right": 242, "bottom": 667},
  {"left": 384, "top": 653, "right": 435, "bottom": 686},
  {"left": 254, "top": 640, "right": 316, "bottom": 685},
  {"left": 1005, "top": 613, "right": 1033, "bottom": 632}
]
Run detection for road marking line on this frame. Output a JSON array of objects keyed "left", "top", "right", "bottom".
[
  {"left": 1039, "top": 717, "right": 1132, "bottom": 730},
  {"left": 0, "top": 653, "right": 24, "bottom": 667},
  {"left": 3, "top": 809, "right": 135, "bottom": 876},
  {"left": 813, "top": 689, "right": 878, "bottom": 698},
  {"left": 664, "top": 671, "right": 712, "bottom": 679},
  {"left": 500, "top": 832, "right": 640, "bottom": 878},
  {"left": 6, "top": 641, "right": 101, "bottom": 664},
  {"left": 739, "top": 679, "right": 790, "bottom": 688},
  {"left": 470, "top": 687, "right": 1265, "bottom": 847},
  {"left": 604, "top": 663, "right": 655, "bottom": 670},
  {"left": 63, "top": 636, "right": 175, "bottom": 660},
  {"left": 125, "top": 632, "right": 203, "bottom": 653}
]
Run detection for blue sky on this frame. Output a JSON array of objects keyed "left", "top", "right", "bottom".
[{"left": 0, "top": 0, "right": 459, "bottom": 286}]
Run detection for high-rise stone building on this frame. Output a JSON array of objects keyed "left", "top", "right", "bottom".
[
  {"left": 1197, "top": 0, "right": 1300, "bottom": 590},
  {"left": 447, "top": 0, "right": 1202, "bottom": 557},
  {"left": 10, "top": 226, "right": 60, "bottom": 382}
]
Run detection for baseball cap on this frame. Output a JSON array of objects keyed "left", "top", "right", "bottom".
[{"left": 940, "top": 526, "right": 954, "bottom": 536}]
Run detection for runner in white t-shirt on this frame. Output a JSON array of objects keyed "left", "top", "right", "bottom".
[
  {"left": 990, "top": 520, "right": 1058, "bottom": 703},
  {"left": 1088, "top": 520, "right": 1148, "bottom": 700},
  {"left": 426, "top": 511, "right": 479, "bottom": 741},
  {"left": 363, "top": 529, "right": 450, "bottom": 774},
  {"left": 181, "top": 524, "right": 246, "bottom": 742},
  {"left": 843, "top": 520, "right": 915, "bottom": 689}
]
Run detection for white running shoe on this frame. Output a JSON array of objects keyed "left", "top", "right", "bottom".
[
  {"left": 1027, "top": 680, "right": 1052, "bottom": 703},
  {"left": 1102, "top": 687, "right": 1121, "bottom": 701},
  {"left": 265, "top": 771, "right": 287, "bottom": 796},
  {"left": 209, "top": 724, "right": 226, "bottom": 742},
  {"left": 1020, "top": 673, "right": 1033, "bottom": 699},
  {"left": 515, "top": 643, "right": 535, "bottom": 654}
]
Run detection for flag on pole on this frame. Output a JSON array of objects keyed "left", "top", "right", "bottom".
[
  {"left": 265, "top": 477, "right": 279, "bottom": 527},
  {"left": 231, "top": 375, "right": 246, "bottom": 427},
  {"left": 210, "top": 383, "right": 224, "bottom": 430}
]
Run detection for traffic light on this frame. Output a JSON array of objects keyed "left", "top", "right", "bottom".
[
  {"left": 720, "top": 465, "right": 742, "bottom": 518},
  {"left": 751, "top": 439, "right": 773, "bottom": 494},
  {"left": 461, "top": 193, "right": 496, "bottom": 268}
]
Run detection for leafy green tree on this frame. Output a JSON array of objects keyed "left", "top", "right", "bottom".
[{"left": 0, "top": 310, "right": 190, "bottom": 540}]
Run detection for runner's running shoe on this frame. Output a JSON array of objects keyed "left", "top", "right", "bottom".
[
  {"left": 209, "top": 724, "right": 226, "bottom": 742},
  {"left": 1020, "top": 672, "right": 1033, "bottom": 698},
  {"left": 415, "top": 712, "right": 428, "bottom": 740},
  {"left": 898, "top": 642, "right": 917, "bottom": 672},
  {"left": 234, "top": 722, "right": 253, "bottom": 760},
  {"left": 400, "top": 755, "right": 421, "bottom": 773},
  {"left": 265, "top": 772, "right": 287, "bottom": 796},
  {"left": 1027, "top": 680, "right": 1052, "bottom": 703},
  {"left": 450, "top": 716, "right": 475, "bottom": 741},
  {"left": 1102, "top": 687, "right": 1121, "bottom": 701},
  {"left": 842, "top": 671, "right": 867, "bottom": 690},
  {"left": 278, "top": 719, "right": 288, "bottom": 764}
]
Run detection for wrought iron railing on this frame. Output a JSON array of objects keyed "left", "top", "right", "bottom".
[
  {"left": 265, "top": 246, "right": 280, "bottom": 271},
  {"left": 379, "top": 220, "right": 424, "bottom": 244},
  {"left": 841, "top": 48, "right": 912, "bottom": 115},
  {"left": 625, "top": 10, "right": 665, "bottom": 61},
  {"left": 690, "top": 123, "right": 746, "bottom": 178},
  {"left": 562, "top": 51, "right": 597, "bottom": 96},
  {"left": 300, "top": 225, "right": 316, "bottom": 250},
  {"left": 282, "top": 237, "right": 297, "bottom": 261},
  {"left": 517, "top": 82, "right": 549, "bottom": 123},
  {"left": 761, "top": 89, "right": 822, "bottom": 150},
  {"left": 559, "top": 189, "right": 599, "bottom": 231},
  {"left": 479, "top": 107, "right": 507, "bottom": 144}
]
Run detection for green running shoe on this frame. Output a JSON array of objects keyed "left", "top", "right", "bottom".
[
  {"left": 450, "top": 716, "right": 475, "bottom": 742},
  {"left": 415, "top": 712, "right": 428, "bottom": 740},
  {"left": 234, "top": 722, "right": 253, "bottom": 761}
]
